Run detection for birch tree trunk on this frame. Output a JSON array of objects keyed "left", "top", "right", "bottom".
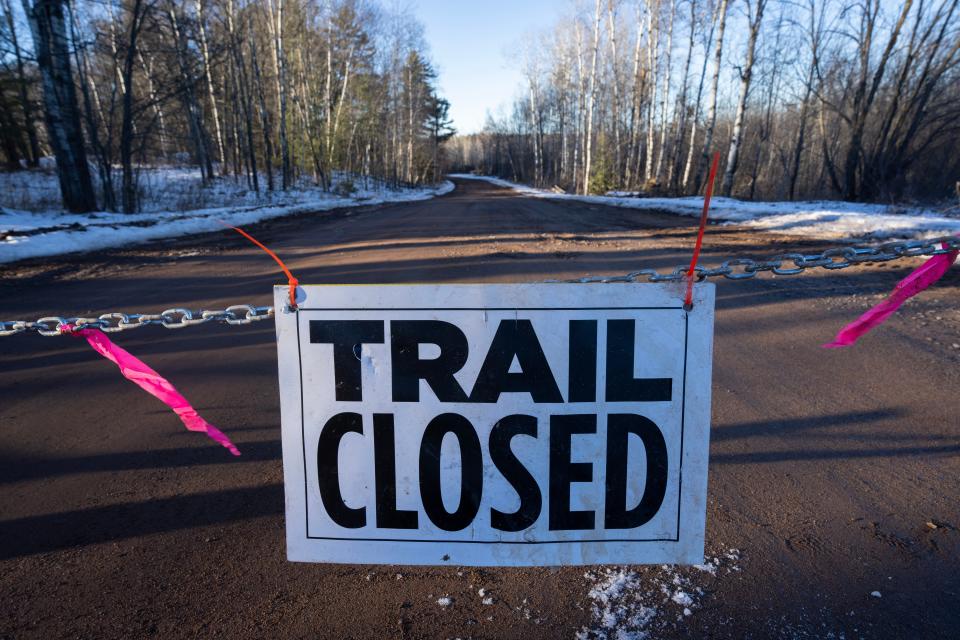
[
  {"left": 226, "top": 0, "right": 258, "bottom": 192},
  {"left": 643, "top": 0, "right": 659, "bottom": 183},
  {"left": 669, "top": 0, "right": 697, "bottom": 192},
  {"left": 654, "top": 0, "right": 676, "bottom": 182},
  {"left": 681, "top": 6, "right": 715, "bottom": 191},
  {"left": 196, "top": 0, "right": 225, "bottom": 171},
  {"left": 324, "top": 18, "right": 334, "bottom": 183},
  {"left": 119, "top": 0, "right": 145, "bottom": 213},
  {"left": 582, "top": 0, "right": 602, "bottom": 194},
  {"left": 329, "top": 43, "right": 357, "bottom": 168},
  {"left": 294, "top": 45, "right": 326, "bottom": 188},
  {"left": 269, "top": 0, "right": 291, "bottom": 188},
  {"left": 720, "top": 0, "right": 766, "bottom": 197},
  {"left": 606, "top": 0, "right": 622, "bottom": 179},
  {"left": 747, "top": 11, "right": 782, "bottom": 199},
  {"left": 166, "top": 2, "right": 213, "bottom": 182},
  {"left": 573, "top": 21, "right": 585, "bottom": 193},
  {"left": 136, "top": 47, "right": 168, "bottom": 160},
  {"left": 682, "top": 7, "right": 720, "bottom": 193},
  {"left": 406, "top": 63, "right": 414, "bottom": 182},
  {"left": 528, "top": 77, "right": 543, "bottom": 185},
  {"left": 249, "top": 13, "right": 275, "bottom": 191},
  {"left": 624, "top": 1, "right": 643, "bottom": 189},
  {"left": 691, "top": 0, "right": 729, "bottom": 194}
]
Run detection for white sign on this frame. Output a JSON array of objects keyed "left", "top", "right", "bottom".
[{"left": 275, "top": 283, "right": 714, "bottom": 566}]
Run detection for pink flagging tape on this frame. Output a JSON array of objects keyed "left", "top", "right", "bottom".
[
  {"left": 822, "top": 238, "right": 958, "bottom": 349},
  {"left": 61, "top": 324, "right": 241, "bottom": 455}
]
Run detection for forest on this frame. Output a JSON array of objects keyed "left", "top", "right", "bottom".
[
  {"left": 447, "top": 0, "right": 960, "bottom": 203},
  {"left": 1, "top": 0, "right": 454, "bottom": 213}
]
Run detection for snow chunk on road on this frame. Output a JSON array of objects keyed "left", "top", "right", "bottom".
[
  {"left": 450, "top": 174, "right": 959, "bottom": 241},
  {"left": 584, "top": 569, "right": 657, "bottom": 636},
  {"left": 436, "top": 596, "right": 453, "bottom": 607}
]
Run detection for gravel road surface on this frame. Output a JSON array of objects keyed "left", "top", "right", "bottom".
[{"left": 1, "top": 179, "right": 958, "bottom": 639}]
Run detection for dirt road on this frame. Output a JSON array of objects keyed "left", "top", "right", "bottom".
[{"left": 2, "top": 179, "right": 958, "bottom": 639}]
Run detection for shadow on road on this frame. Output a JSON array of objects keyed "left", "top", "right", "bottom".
[
  {"left": 0, "top": 483, "right": 284, "bottom": 560},
  {"left": 0, "top": 438, "right": 281, "bottom": 486}
]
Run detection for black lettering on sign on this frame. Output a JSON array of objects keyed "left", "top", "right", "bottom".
[
  {"left": 489, "top": 415, "right": 542, "bottom": 532},
  {"left": 391, "top": 321, "right": 470, "bottom": 402},
  {"left": 604, "top": 414, "right": 668, "bottom": 529},
  {"left": 605, "top": 320, "right": 672, "bottom": 402},
  {"left": 549, "top": 414, "right": 596, "bottom": 530},
  {"left": 568, "top": 320, "right": 598, "bottom": 402},
  {"left": 310, "top": 320, "right": 384, "bottom": 401},
  {"left": 317, "top": 412, "right": 366, "bottom": 528},
  {"left": 419, "top": 413, "right": 483, "bottom": 531},
  {"left": 373, "top": 414, "right": 418, "bottom": 529},
  {"left": 470, "top": 320, "right": 563, "bottom": 403}
]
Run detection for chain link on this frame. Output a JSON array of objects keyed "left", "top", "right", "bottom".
[
  {"left": 557, "top": 235, "right": 959, "bottom": 283},
  {"left": 2, "top": 236, "right": 957, "bottom": 337},
  {"left": 0, "top": 306, "right": 274, "bottom": 337}
]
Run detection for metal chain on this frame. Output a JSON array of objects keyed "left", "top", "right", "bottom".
[
  {"left": 0, "top": 305, "right": 274, "bottom": 337},
  {"left": 2, "top": 236, "right": 956, "bottom": 337},
  {"left": 556, "top": 235, "right": 959, "bottom": 283}
]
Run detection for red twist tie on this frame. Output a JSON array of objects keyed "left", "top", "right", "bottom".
[
  {"left": 685, "top": 151, "right": 720, "bottom": 309},
  {"left": 224, "top": 224, "right": 299, "bottom": 309}
]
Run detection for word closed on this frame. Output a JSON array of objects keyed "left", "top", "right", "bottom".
[{"left": 275, "top": 283, "right": 714, "bottom": 566}]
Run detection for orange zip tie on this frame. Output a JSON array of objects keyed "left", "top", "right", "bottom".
[
  {"left": 685, "top": 151, "right": 721, "bottom": 310},
  {"left": 224, "top": 224, "right": 299, "bottom": 309}
]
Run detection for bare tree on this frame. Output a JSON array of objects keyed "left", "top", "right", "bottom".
[
  {"left": 720, "top": 0, "right": 766, "bottom": 196},
  {"left": 681, "top": 0, "right": 716, "bottom": 191},
  {"left": 195, "top": 0, "right": 224, "bottom": 169},
  {"left": 653, "top": 0, "right": 675, "bottom": 182},
  {"left": 838, "top": 0, "right": 913, "bottom": 200},
  {"left": 668, "top": 0, "right": 698, "bottom": 191},
  {"left": 691, "top": 0, "right": 728, "bottom": 194},
  {"left": 118, "top": 0, "right": 149, "bottom": 213},
  {"left": 449, "top": 0, "right": 959, "bottom": 203},
  {"left": 267, "top": 0, "right": 290, "bottom": 188},
  {"left": 21, "top": 0, "right": 97, "bottom": 211},
  {"left": 582, "top": 0, "right": 601, "bottom": 193},
  {"left": 3, "top": 0, "right": 40, "bottom": 165}
]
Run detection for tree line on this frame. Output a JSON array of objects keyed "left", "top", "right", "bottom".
[
  {"left": 1, "top": 0, "right": 454, "bottom": 213},
  {"left": 447, "top": 0, "right": 960, "bottom": 203}
]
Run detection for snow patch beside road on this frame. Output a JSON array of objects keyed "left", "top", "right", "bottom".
[
  {"left": 0, "top": 172, "right": 454, "bottom": 264},
  {"left": 450, "top": 174, "right": 959, "bottom": 241}
]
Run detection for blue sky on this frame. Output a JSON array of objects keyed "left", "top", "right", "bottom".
[{"left": 414, "top": 0, "right": 561, "bottom": 134}]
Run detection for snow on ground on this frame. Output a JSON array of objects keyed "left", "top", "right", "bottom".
[
  {"left": 0, "top": 166, "right": 454, "bottom": 264},
  {"left": 576, "top": 549, "right": 741, "bottom": 640},
  {"left": 450, "top": 174, "right": 960, "bottom": 242}
]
